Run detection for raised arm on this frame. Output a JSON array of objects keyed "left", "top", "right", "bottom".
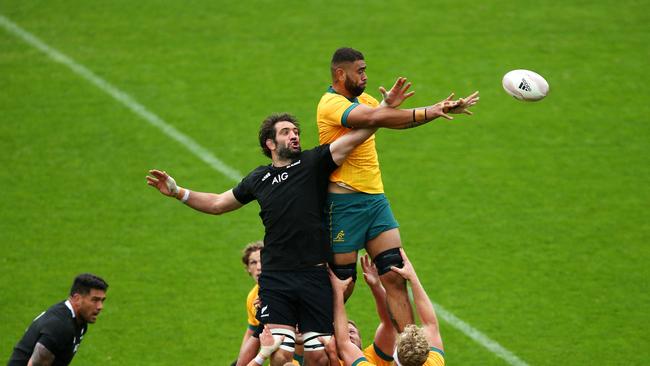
[
  {"left": 28, "top": 342, "right": 55, "bottom": 366},
  {"left": 360, "top": 254, "right": 396, "bottom": 354},
  {"left": 390, "top": 248, "right": 443, "bottom": 351},
  {"left": 146, "top": 169, "right": 243, "bottom": 215},
  {"left": 329, "top": 269, "right": 366, "bottom": 366},
  {"left": 245, "top": 325, "right": 284, "bottom": 366},
  {"left": 346, "top": 91, "right": 479, "bottom": 129}
]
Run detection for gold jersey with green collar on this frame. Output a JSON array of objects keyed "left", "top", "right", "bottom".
[
  {"left": 246, "top": 284, "right": 259, "bottom": 330},
  {"left": 317, "top": 86, "right": 383, "bottom": 194},
  {"left": 341, "top": 343, "right": 394, "bottom": 366}
]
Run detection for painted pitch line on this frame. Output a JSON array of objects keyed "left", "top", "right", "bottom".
[
  {"left": 434, "top": 301, "right": 530, "bottom": 366},
  {"left": 1, "top": 14, "right": 530, "bottom": 366},
  {"left": 0, "top": 14, "right": 243, "bottom": 183}
]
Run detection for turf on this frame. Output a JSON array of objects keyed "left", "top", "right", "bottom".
[{"left": 1, "top": 1, "right": 648, "bottom": 364}]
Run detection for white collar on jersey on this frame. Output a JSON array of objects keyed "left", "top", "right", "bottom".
[
  {"left": 64, "top": 299, "right": 76, "bottom": 318},
  {"left": 393, "top": 349, "right": 403, "bottom": 366}
]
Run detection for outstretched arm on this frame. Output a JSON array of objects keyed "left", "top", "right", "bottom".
[
  {"left": 347, "top": 91, "right": 480, "bottom": 129},
  {"left": 328, "top": 127, "right": 378, "bottom": 165},
  {"left": 361, "top": 254, "right": 396, "bottom": 354},
  {"left": 329, "top": 269, "right": 366, "bottom": 366},
  {"left": 390, "top": 248, "right": 443, "bottom": 351},
  {"left": 146, "top": 169, "right": 243, "bottom": 215}
]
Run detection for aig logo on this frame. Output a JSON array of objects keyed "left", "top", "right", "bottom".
[{"left": 272, "top": 172, "right": 288, "bottom": 185}]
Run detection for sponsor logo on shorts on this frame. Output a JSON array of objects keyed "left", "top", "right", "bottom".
[
  {"left": 260, "top": 305, "right": 269, "bottom": 318},
  {"left": 333, "top": 230, "right": 345, "bottom": 243}
]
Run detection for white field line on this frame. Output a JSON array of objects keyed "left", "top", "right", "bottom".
[
  {"left": 0, "top": 14, "right": 243, "bottom": 183},
  {"left": 1, "top": 14, "right": 529, "bottom": 366},
  {"left": 434, "top": 301, "right": 530, "bottom": 366}
]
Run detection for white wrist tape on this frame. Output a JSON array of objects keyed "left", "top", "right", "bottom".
[
  {"left": 165, "top": 175, "right": 179, "bottom": 196},
  {"left": 254, "top": 355, "right": 265, "bottom": 365},
  {"left": 181, "top": 189, "right": 190, "bottom": 203}
]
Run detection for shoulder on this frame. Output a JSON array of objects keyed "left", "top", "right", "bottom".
[{"left": 359, "top": 92, "right": 379, "bottom": 106}]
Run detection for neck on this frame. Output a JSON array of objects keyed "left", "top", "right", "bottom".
[
  {"left": 332, "top": 83, "right": 354, "bottom": 99},
  {"left": 271, "top": 156, "right": 292, "bottom": 167},
  {"left": 66, "top": 298, "right": 84, "bottom": 325}
]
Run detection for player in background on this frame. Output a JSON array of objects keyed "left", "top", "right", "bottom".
[
  {"left": 233, "top": 241, "right": 264, "bottom": 365},
  {"left": 317, "top": 47, "right": 479, "bottom": 331},
  {"left": 7, "top": 274, "right": 108, "bottom": 366}
]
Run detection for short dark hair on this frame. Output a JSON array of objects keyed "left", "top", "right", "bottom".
[
  {"left": 70, "top": 273, "right": 108, "bottom": 296},
  {"left": 331, "top": 47, "right": 364, "bottom": 79},
  {"left": 242, "top": 240, "right": 264, "bottom": 265},
  {"left": 331, "top": 47, "right": 365, "bottom": 65},
  {"left": 258, "top": 113, "right": 300, "bottom": 158}
]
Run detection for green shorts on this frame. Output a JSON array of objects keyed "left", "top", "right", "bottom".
[{"left": 325, "top": 192, "right": 399, "bottom": 254}]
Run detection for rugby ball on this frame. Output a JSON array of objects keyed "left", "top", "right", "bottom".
[{"left": 502, "top": 69, "right": 549, "bottom": 101}]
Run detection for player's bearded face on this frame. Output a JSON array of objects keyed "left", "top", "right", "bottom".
[{"left": 345, "top": 73, "right": 366, "bottom": 97}]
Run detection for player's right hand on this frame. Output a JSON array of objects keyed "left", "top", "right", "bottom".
[{"left": 146, "top": 169, "right": 179, "bottom": 197}]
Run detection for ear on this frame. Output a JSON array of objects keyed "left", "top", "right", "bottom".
[
  {"left": 265, "top": 138, "right": 276, "bottom": 152},
  {"left": 335, "top": 67, "right": 346, "bottom": 83}
]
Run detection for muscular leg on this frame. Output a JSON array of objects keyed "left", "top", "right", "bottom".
[
  {"left": 332, "top": 251, "right": 358, "bottom": 300},
  {"left": 303, "top": 349, "right": 329, "bottom": 366},
  {"left": 366, "top": 228, "right": 414, "bottom": 332},
  {"left": 267, "top": 324, "right": 296, "bottom": 366}
]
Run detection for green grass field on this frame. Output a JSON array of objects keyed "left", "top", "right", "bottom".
[{"left": 1, "top": 1, "right": 649, "bottom": 365}]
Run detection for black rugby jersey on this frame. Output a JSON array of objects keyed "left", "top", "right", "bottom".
[
  {"left": 8, "top": 301, "right": 87, "bottom": 366},
  {"left": 233, "top": 144, "right": 337, "bottom": 270}
]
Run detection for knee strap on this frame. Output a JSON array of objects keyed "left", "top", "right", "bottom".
[
  {"left": 374, "top": 247, "right": 404, "bottom": 275},
  {"left": 331, "top": 263, "right": 357, "bottom": 282}
]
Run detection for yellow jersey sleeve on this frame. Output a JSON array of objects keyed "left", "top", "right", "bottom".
[
  {"left": 246, "top": 284, "right": 259, "bottom": 329},
  {"left": 351, "top": 357, "right": 375, "bottom": 366},
  {"left": 316, "top": 88, "right": 384, "bottom": 193},
  {"left": 363, "top": 344, "right": 394, "bottom": 366},
  {"left": 423, "top": 348, "right": 445, "bottom": 366}
]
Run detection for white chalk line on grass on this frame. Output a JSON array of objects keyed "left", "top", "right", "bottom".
[
  {"left": 0, "top": 14, "right": 529, "bottom": 366},
  {"left": 0, "top": 14, "right": 243, "bottom": 183}
]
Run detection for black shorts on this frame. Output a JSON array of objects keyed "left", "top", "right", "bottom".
[{"left": 257, "top": 267, "right": 333, "bottom": 334}]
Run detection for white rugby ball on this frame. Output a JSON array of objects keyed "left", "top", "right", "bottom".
[{"left": 502, "top": 69, "right": 549, "bottom": 101}]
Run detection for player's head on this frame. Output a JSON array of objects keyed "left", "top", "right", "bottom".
[
  {"left": 331, "top": 47, "right": 367, "bottom": 97},
  {"left": 242, "top": 240, "right": 263, "bottom": 283},
  {"left": 69, "top": 273, "right": 108, "bottom": 324},
  {"left": 347, "top": 319, "right": 363, "bottom": 349},
  {"left": 395, "top": 324, "right": 429, "bottom": 366},
  {"left": 259, "top": 113, "right": 301, "bottom": 160}
]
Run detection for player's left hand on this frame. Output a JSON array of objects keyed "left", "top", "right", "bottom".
[
  {"left": 259, "top": 325, "right": 285, "bottom": 357},
  {"left": 380, "top": 77, "right": 415, "bottom": 108},
  {"left": 447, "top": 91, "right": 480, "bottom": 115}
]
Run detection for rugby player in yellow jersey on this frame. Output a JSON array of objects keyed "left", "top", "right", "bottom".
[
  {"left": 234, "top": 241, "right": 264, "bottom": 365},
  {"left": 390, "top": 249, "right": 445, "bottom": 366},
  {"left": 329, "top": 249, "right": 446, "bottom": 366},
  {"left": 317, "top": 47, "right": 479, "bottom": 332},
  {"left": 321, "top": 254, "right": 397, "bottom": 366}
]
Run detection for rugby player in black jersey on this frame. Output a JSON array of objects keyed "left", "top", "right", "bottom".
[
  {"left": 147, "top": 111, "right": 393, "bottom": 366},
  {"left": 7, "top": 273, "right": 108, "bottom": 366}
]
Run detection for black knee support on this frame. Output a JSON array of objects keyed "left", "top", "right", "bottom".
[
  {"left": 374, "top": 247, "right": 404, "bottom": 275},
  {"left": 331, "top": 263, "right": 357, "bottom": 282}
]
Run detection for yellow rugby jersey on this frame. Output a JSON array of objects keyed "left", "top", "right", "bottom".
[
  {"left": 317, "top": 87, "right": 383, "bottom": 194},
  {"left": 339, "top": 343, "right": 393, "bottom": 366},
  {"left": 246, "top": 284, "right": 259, "bottom": 330},
  {"left": 422, "top": 348, "right": 445, "bottom": 366}
]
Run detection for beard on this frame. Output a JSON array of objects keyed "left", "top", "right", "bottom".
[
  {"left": 276, "top": 143, "right": 301, "bottom": 160},
  {"left": 345, "top": 77, "right": 365, "bottom": 97}
]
